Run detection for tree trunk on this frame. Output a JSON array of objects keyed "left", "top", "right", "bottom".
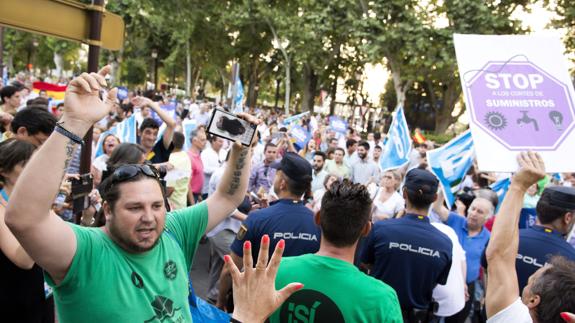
[
  {"left": 284, "top": 58, "right": 290, "bottom": 115},
  {"left": 387, "top": 57, "right": 411, "bottom": 109},
  {"left": 0, "top": 26, "right": 4, "bottom": 81},
  {"left": 185, "top": 41, "right": 191, "bottom": 96},
  {"left": 434, "top": 79, "right": 463, "bottom": 134},
  {"left": 302, "top": 64, "right": 318, "bottom": 113},
  {"left": 274, "top": 79, "right": 281, "bottom": 109},
  {"left": 246, "top": 58, "right": 259, "bottom": 108},
  {"left": 53, "top": 52, "right": 64, "bottom": 79}
]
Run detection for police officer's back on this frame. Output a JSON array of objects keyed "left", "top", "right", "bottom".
[
  {"left": 361, "top": 168, "right": 452, "bottom": 322},
  {"left": 516, "top": 186, "right": 575, "bottom": 291},
  {"left": 230, "top": 152, "right": 320, "bottom": 262}
]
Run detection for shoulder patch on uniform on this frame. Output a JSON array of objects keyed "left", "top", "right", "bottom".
[{"left": 237, "top": 224, "right": 248, "bottom": 240}]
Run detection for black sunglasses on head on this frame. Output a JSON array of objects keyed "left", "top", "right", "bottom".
[{"left": 108, "top": 164, "right": 160, "bottom": 187}]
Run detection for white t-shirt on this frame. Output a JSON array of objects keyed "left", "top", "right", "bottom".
[
  {"left": 487, "top": 298, "right": 532, "bottom": 323},
  {"left": 431, "top": 223, "right": 467, "bottom": 317},
  {"left": 372, "top": 190, "right": 405, "bottom": 222}
]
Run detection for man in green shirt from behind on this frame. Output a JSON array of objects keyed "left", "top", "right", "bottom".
[
  {"left": 269, "top": 180, "right": 403, "bottom": 323},
  {"left": 5, "top": 67, "right": 258, "bottom": 323}
]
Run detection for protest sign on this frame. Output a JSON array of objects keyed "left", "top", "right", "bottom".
[
  {"left": 454, "top": 34, "right": 575, "bottom": 172},
  {"left": 289, "top": 125, "right": 311, "bottom": 149},
  {"left": 380, "top": 106, "right": 412, "bottom": 171},
  {"left": 428, "top": 130, "right": 475, "bottom": 207},
  {"left": 283, "top": 111, "right": 310, "bottom": 127},
  {"left": 151, "top": 103, "right": 177, "bottom": 126},
  {"left": 329, "top": 116, "right": 348, "bottom": 134},
  {"left": 95, "top": 114, "right": 137, "bottom": 158}
]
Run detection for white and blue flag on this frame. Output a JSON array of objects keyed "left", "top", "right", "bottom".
[
  {"left": 490, "top": 177, "right": 511, "bottom": 212},
  {"left": 232, "top": 78, "right": 244, "bottom": 114},
  {"left": 428, "top": 130, "right": 475, "bottom": 207},
  {"left": 380, "top": 106, "right": 412, "bottom": 172},
  {"left": 182, "top": 119, "right": 198, "bottom": 151},
  {"left": 283, "top": 111, "right": 310, "bottom": 127},
  {"left": 94, "top": 114, "right": 138, "bottom": 158}
]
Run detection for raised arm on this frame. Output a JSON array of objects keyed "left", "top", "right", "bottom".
[
  {"left": 131, "top": 96, "right": 176, "bottom": 150},
  {"left": 5, "top": 67, "right": 117, "bottom": 284},
  {"left": 205, "top": 113, "right": 259, "bottom": 233},
  {"left": 432, "top": 188, "right": 450, "bottom": 222},
  {"left": 485, "top": 152, "right": 545, "bottom": 318}
]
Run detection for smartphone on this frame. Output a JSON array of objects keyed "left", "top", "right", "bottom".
[
  {"left": 71, "top": 174, "right": 93, "bottom": 214},
  {"left": 249, "top": 191, "right": 261, "bottom": 204},
  {"left": 207, "top": 108, "right": 256, "bottom": 147}
]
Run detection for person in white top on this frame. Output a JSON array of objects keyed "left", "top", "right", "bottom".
[
  {"left": 485, "top": 152, "right": 575, "bottom": 323},
  {"left": 431, "top": 222, "right": 467, "bottom": 318},
  {"left": 201, "top": 135, "right": 226, "bottom": 199},
  {"left": 372, "top": 170, "right": 405, "bottom": 222}
]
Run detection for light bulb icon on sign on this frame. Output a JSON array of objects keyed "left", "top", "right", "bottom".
[{"left": 548, "top": 111, "right": 563, "bottom": 131}]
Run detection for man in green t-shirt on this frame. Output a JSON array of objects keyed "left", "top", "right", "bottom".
[
  {"left": 5, "top": 67, "right": 258, "bottom": 323},
  {"left": 269, "top": 180, "right": 403, "bottom": 323}
]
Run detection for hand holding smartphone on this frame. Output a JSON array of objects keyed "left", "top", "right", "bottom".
[{"left": 207, "top": 109, "right": 257, "bottom": 147}]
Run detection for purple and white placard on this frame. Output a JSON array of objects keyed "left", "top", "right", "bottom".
[{"left": 454, "top": 34, "right": 575, "bottom": 172}]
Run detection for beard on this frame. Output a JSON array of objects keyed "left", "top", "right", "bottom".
[{"left": 108, "top": 215, "right": 162, "bottom": 253}]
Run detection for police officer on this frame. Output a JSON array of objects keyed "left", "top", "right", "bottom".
[
  {"left": 361, "top": 168, "right": 452, "bottom": 323},
  {"left": 515, "top": 186, "right": 575, "bottom": 291},
  {"left": 217, "top": 152, "right": 320, "bottom": 309}
]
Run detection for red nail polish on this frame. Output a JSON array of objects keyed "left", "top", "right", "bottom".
[
  {"left": 295, "top": 283, "right": 304, "bottom": 290},
  {"left": 244, "top": 241, "right": 251, "bottom": 249},
  {"left": 223, "top": 255, "right": 231, "bottom": 263},
  {"left": 278, "top": 239, "right": 285, "bottom": 249},
  {"left": 561, "top": 313, "right": 571, "bottom": 322},
  {"left": 262, "top": 235, "right": 269, "bottom": 244}
]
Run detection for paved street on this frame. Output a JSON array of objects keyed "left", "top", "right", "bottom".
[{"left": 190, "top": 240, "right": 211, "bottom": 300}]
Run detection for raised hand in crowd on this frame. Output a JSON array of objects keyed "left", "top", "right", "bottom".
[{"left": 224, "top": 235, "right": 303, "bottom": 323}]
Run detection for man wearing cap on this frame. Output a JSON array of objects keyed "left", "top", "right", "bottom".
[
  {"left": 218, "top": 152, "right": 320, "bottom": 309},
  {"left": 361, "top": 168, "right": 453, "bottom": 322},
  {"left": 514, "top": 186, "right": 575, "bottom": 292}
]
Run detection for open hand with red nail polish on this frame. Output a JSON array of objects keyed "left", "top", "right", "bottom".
[
  {"left": 562, "top": 312, "right": 575, "bottom": 322},
  {"left": 224, "top": 235, "right": 304, "bottom": 323}
]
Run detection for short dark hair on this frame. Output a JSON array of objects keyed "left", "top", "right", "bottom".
[
  {"left": 264, "top": 142, "right": 277, "bottom": 152},
  {"left": 0, "top": 85, "right": 19, "bottom": 103},
  {"left": 358, "top": 140, "right": 370, "bottom": 150},
  {"left": 106, "top": 143, "right": 146, "bottom": 170},
  {"left": 313, "top": 151, "right": 326, "bottom": 161},
  {"left": 172, "top": 131, "right": 185, "bottom": 150},
  {"left": 403, "top": 186, "right": 436, "bottom": 209},
  {"left": 11, "top": 107, "right": 57, "bottom": 135},
  {"left": 281, "top": 172, "right": 311, "bottom": 197},
  {"left": 334, "top": 147, "right": 345, "bottom": 155},
  {"left": 346, "top": 139, "right": 357, "bottom": 149},
  {"left": 374, "top": 145, "right": 382, "bottom": 151},
  {"left": 329, "top": 138, "right": 338, "bottom": 144},
  {"left": 100, "top": 170, "right": 164, "bottom": 211},
  {"left": 536, "top": 198, "right": 572, "bottom": 225},
  {"left": 0, "top": 139, "right": 35, "bottom": 188},
  {"left": 531, "top": 256, "right": 575, "bottom": 323},
  {"left": 139, "top": 118, "right": 159, "bottom": 132},
  {"left": 374, "top": 132, "right": 381, "bottom": 140},
  {"left": 26, "top": 97, "right": 49, "bottom": 108},
  {"left": 320, "top": 180, "right": 372, "bottom": 247}
]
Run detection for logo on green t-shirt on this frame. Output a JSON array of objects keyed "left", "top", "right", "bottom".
[
  {"left": 163, "top": 260, "right": 178, "bottom": 280},
  {"left": 131, "top": 271, "right": 144, "bottom": 289},
  {"left": 279, "top": 290, "right": 344, "bottom": 323},
  {"left": 145, "top": 295, "right": 183, "bottom": 323}
]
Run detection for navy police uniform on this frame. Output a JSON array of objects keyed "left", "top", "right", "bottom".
[
  {"left": 361, "top": 214, "right": 452, "bottom": 310},
  {"left": 231, "top": 152, "right": 320, "bottom": 262},
  {"left": 231, "top": 199, "right": 320, "bottom": 261},
  {"left": 516, "top": 225, "right": 575, "bottom": 291},
  {"left": 361, "top": 168, "right": 453, "bottom": 321}
]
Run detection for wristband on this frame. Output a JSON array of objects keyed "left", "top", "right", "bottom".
[{"left": 55, "top": 123, "right": 84, "bottom": 146}]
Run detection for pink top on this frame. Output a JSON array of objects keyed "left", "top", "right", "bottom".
[{"left": 188, "top": 150, "right": 204, "bottom": 194}]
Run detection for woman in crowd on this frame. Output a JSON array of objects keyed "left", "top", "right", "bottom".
[
  {"left": 372, "top": 169, "right": 405, "bottom": 222},
  {"left": 91, "top": 133, "right": 121, "bottom": 187},
  {"left": 0, "top": 138, "right": 54, "bottom": 322},
  {"left": 298, "top": 140, "right": 316, "bottom": 162}
]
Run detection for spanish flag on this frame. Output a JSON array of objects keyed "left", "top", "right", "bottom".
[
  {"left": 32, "top": 82, "right": 67, "bottom": 100},
  {"left": 413, "top": 129, "right": 426, "bottom": 144}
]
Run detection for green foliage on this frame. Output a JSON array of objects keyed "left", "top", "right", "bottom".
[{"left": 121, "top": 58, "right": 147, "bottom": 86}]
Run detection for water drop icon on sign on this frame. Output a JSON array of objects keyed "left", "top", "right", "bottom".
[{"left": 548, "top": 111, "right": 563, "bottom": 131}]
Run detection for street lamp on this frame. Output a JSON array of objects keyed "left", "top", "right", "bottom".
[{"left": 151, "top": 49, "right": 158, "bottom": 90}]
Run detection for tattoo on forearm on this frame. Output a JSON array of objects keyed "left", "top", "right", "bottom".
[
  {"left": 63, "top": 140, "right": 77, "bottom": 172},
  {"left": 226, "top": 149, "right": 249, "bottom": 195}
]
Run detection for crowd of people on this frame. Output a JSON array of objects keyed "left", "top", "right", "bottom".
[{"left": 0, "top": 66, "right": 574, "bottom": 323}]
